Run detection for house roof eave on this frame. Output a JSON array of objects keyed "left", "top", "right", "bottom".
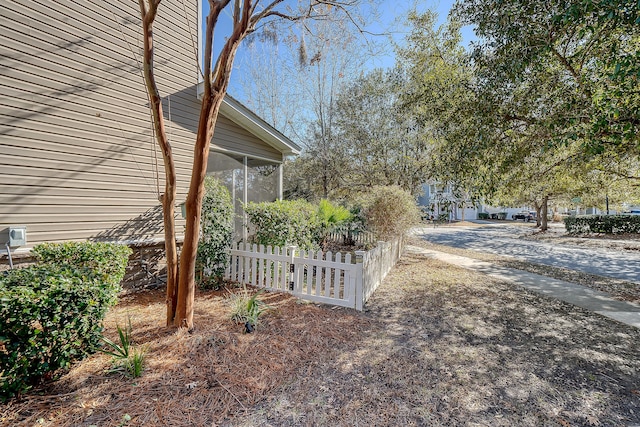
[{"left": 196, "top": 82, "right": 301, "bottom": 156}]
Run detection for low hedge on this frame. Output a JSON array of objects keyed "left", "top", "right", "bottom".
[
  {"left": 31, "top": 241, "right": 131, "bottom": 286},
  {"left": 244, "top": 200, "right": 320, "bottom": 250},
  {"left": 1, "top": 242, "right": 131, "bottom": 400},
  {"left": 564, "top": 215, "right": 640, "bottom": 234}
]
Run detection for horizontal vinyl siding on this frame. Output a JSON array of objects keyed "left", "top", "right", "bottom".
[
  {"left": 213, "top": 115, "right": 283, "bottom": 162},
  {"left": 0, "top": 0, "right": 198, "bottom": 247}
]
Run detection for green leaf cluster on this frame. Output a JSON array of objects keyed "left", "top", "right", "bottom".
[
  {"left": 244, "top": 199, "right": 321, "bottom": 250},
  {"left": 197, "top": 177, "right": 234, "bottom": 289},
  {"left": 0, "top": 242, "right": 131, "bottom": 400},
  {"left": 564, "top": 215, "right": 640, "bottom": 235},
  {"left": 317, "top": 199, "right": 352, "bottom": 228},
  {"left": 101, "top": 318, "right": 146, "bottom": 378},
  {"left": 227, "top": 287, "right": 269, "bottom": 331},
  {"left": 31, "top": 241, "right": 132, "bottom": 288}
]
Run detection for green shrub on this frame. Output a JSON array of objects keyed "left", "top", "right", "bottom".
[
  {"left": 197, "top": 177, "right": 234, "bottom": 289},
  {"left": 356, "top": 186, "right": 421, "bottom": 240},
  {"left": 1, "top": 242, "right": 130, "bottom": 400},
  {"left": 31, "top": 241, "right": 132, "bottom": 287},
  {"left": 316, "top": 199, "right": 353, "bottom": 245},
  {"left": 478, "top": 212, "right": 490, "bottom": 220},
  {"left": 244, "top": 199, "right": 320, "bottom": 250},
  {"left": 564, "top": 215, "right": 640, "bottom": 235}
]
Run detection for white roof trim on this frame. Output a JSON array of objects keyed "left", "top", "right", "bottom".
[{"left": 197, "top": 82, "right": 301, "bottom": 155}]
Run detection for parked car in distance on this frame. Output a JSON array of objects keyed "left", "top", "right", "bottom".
[{"left": 512, "top": 211, "right": 536, "bottom": 222}]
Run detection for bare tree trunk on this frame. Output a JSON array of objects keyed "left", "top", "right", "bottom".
[
  {"left": 534, "top": 201, "right": 542, "bottom": 227},
  {"left": 541, "top": 195, "right": 549, "bottom": 231},
  {"left": 139, "top": 0, "right": 179, "bottom": 325},
  {"left": 175, "top": 97, "right": 225, "bottom": 327},
  {"left": 174, "top": 0, "right": 247, "bottom": 329}
]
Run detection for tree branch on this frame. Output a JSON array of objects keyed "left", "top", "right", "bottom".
[{"left": 549, "top": 44, "right": 592, "bottom": 99}]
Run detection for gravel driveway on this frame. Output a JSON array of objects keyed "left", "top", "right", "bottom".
[{"left": 415, "top": 224, "right": 640, "bottom": 284}]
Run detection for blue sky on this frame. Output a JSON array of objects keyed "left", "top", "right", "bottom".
[
  {"left": 206, "top": 1, "right": 476, "bottom": 100},
  {"left": 211, "top": 0, "right": 475, "bottom": 67},
  {"left": 361, "top": 0, "right": 477, "bottom": 68}
]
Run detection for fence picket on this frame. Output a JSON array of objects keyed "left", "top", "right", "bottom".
[
  {"left": 305, "top": 250, "right": 313, "bottom": 295},
  {"left": 324, "top": 251, "right": 332, "bottom": 297},
  {"left": 334, "top": 252, "right": 342, "bottom": 299},
  {"left": 265, "top": 246, "right": 273, "bottom": 289},
  {"left": 314, "top": 250, "right": 323, "bottom": 297},
  {"left": 258, "top": 245, "right": 265, "bottom": 288}
]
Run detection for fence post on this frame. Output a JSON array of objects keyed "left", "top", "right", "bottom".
[
  {"left": 355, "top": 250, "right": 365, "bottom": 310},
  {"left": 288, "top": 245, "right": 297, "bottom": 292}
]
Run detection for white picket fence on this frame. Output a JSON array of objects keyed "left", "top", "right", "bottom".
[{"left": 225, "top": 236, "right": 404, "bottom": 310}]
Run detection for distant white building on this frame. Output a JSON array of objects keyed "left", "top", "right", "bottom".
[
  {"left": 417, "top": 182, "right": 478, "bottom": 221},
  {"left": 417, "top": 182, "right": 533, "bottom": 221}
]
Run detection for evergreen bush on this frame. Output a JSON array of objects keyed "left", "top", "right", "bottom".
[
  {"left": 31, "top": 241, "right": 131, "bottom": 287},
  {"left": 244, "top": 200, "right": 320, "bottom": 250},
  {"left": 197, "top": 177, "right": 234, "bottom": 289},
  {"left": 1, "top": 242, "right": 131, "bottom": 400}
]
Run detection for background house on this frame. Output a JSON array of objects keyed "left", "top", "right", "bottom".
[
  {"left": 0, "top": 1, "right": 299, "bottom": 262},
  {"left": 417, "top": 182, "right": 478, "bottom": 221},
  {"left": 417, "top": 182, "right": 535, "bottom": 221}
]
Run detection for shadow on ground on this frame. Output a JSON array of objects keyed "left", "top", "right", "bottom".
[{"left": 235, "top": 253, "right": 640, "bottom": 427}]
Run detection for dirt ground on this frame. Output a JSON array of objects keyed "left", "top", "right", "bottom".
[{"left": 3, "top": 246, "right": 639, "bottom": 426}]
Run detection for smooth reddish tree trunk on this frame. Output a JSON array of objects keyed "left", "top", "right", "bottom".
[{"left": 139, "top": 0, "right": 179, "bottom": 326}]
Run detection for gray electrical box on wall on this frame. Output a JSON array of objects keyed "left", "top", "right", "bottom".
[{"left": 9, "top": 226, "right": 27, "bottom": 247}]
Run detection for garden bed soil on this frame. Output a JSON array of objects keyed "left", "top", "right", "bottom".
[{"left": 2, "top": 252, "right": 639, "bottom": 426}]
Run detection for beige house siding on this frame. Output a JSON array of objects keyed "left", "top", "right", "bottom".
[
  {"left": 213, "top": 115, "right": 283, "bottom": 161},
  {"left": 0, "top": 0, "right": 287, "bottom": 250}
]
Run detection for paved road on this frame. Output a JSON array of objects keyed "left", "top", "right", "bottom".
[{"left": 414, "top": 224, "right": 640, "bottom": 284}]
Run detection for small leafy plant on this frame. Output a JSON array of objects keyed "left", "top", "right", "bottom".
[
  {"left": 101, "top": 318, "right": 146, "bottom": 378},
  {"left": 124, "top": 348, "right": 146, "bottom": 379},
  {"left": 227, "top": 287, "right": 269, "bottom": 333}
]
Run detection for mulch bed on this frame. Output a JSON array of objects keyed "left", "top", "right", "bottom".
[{"left": 1, "top": 287, "right": 371, "bottom": 426}]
